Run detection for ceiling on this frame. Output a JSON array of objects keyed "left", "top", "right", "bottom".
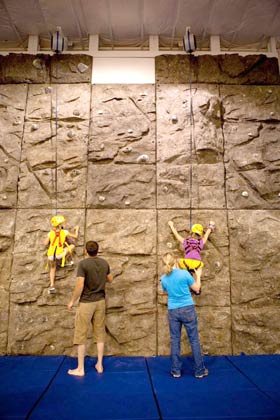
[{"left": 0, "top": 0, "right": 280, "bottom": 51}]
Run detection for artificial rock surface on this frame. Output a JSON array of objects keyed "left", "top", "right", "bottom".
[{"left": 0, "top": 53, "right": 279, "bottom": 357}]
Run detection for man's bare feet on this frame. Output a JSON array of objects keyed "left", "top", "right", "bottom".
[
  {"left": 68, "top": 368, "right": 85, "bottom": 377},
  {"left": 95, "top": 363, "right": 103, "bottom": 374}
]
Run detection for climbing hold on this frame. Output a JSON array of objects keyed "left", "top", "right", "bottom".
[
  {"left": 45, "top": 86, "right": 52, "bottom": 94},
  {"left": 127, "top": 129, "right": 133, "bottom": 133},
  {"left": 167, "top": 242, "right": 173, "bottom": 249},
  {"left": 32, "top": 58, "right": 44, "bottom": 70},
  {"left": 4, "top": 158, "right": 8, "bottom": 163},
  {"left": 270, "top": 112, "right": 274, "bottom": 116},
  {"left": 13, "top": 119, "right": 21, "bottom": 126},
  {"left": 3, "top": 195, "right": 7, "bottom": 200},
  {"left": 71, "top": 169, "right": 80, "bottom": 177},
  {"left": 125, "top": 200, "right": 130, "bottom": 206},
  {"left": 31, "top": 123, "right": 39, "bottom": 131},
  {"left": 100, "top": 143, "right": 105, "bottom": 150},
  {"left": 268, "top": 89, "right": 272, "bottom": 93},
  {"left": 171, "top": 115, "right": 178, "bottom": 123},
  {"left": 123, "top": 146, "right": 132, "bottom": 153},
  {"left": 241, "top": 191, "right": 249, "bottom": 197},
  {"left": 137, "top": 154, "right": 149, "bottom": 163},
  {"left": 73, "top": 109, "right": 80, "bottom": 116},
  {"left": 97, "top": 110, "right": 103, "bottom": 115},
  {"left": 163, "top": 186, "right": 169, "bottom": 192},
  {"left": 98, "top": 196, "right": 106, "bottom": 202},
  {"left": 67, "top": 130, "right": 75, "bottom": 139},
  {"left": 50, "top": 345, "right": 55, "bottom": 351},
  {"left": 77, "top": 63, "right": 89, "bottom": 73},
  {"left": 214, "top": 261, "right": 221, "bottom": 271},
  {"left": 140, "top": 92, "right": 148, "bottom": 97},
  {"left": 248, "top": 133, "right": 254, "bottom": 137}
]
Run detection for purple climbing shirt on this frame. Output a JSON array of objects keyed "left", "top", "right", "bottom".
[{"left": 183, "top": 238, "right": 204, "bottom": 260}]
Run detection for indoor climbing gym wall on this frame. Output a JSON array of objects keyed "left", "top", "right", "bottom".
[{"left": 0, "top": 53, "right": 279, "bottom": 357}]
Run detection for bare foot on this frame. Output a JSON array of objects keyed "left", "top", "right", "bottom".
[
  {"left": 68, "top": 368, "right": 85, "bottom": 377},
  {"left": 95, "top": 363, "right": 103, "bottom": 374}
]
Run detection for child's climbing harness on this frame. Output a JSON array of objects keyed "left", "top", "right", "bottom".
[
  {"left": 47, "top": 229, "right": 72, "bottom": 268},
  {"left": 184, "top": 237, "right": 203, "bottom": 254},
  {"left": 46, "top": 215, "right": 72, "bottom": 269}
]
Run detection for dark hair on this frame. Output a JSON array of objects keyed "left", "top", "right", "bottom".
[{"left": 86, "top": 241, "right": 99, "bottom": 256}]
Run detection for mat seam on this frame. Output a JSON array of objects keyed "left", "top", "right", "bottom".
[
  {"left": 226, "top": 356, "right": 280, "bottom": 409},
  {"left": 145, "top": 358, "right": 163, "bottom": 420},
  {"left": 25, "top": 355, "right": 66, "bottom": 419}
]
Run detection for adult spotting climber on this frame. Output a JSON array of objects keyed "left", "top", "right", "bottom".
[
  {"left": 161, "top": 253, "right": 208, "bottom": 379},
  {"left": 67, "top": 240, "right": 113, "bottom": 376}
]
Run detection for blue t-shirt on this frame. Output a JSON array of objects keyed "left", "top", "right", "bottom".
[{"left": 161, "top": 268, "right": 194, "bottom": 309}]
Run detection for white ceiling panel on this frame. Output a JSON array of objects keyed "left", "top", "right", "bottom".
[{"left": 0, "top": 0, "right": 279, "bottom": 48}]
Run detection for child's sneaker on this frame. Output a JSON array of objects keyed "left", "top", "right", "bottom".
[
  {"left": 195, "top": 368, "right": 208, "bottom": 379},
  {"left": 48, "top": 287, "right": 56, "bottom": 294},
  {"left": 64, "top": 260, "right": 74, "bottom": 267}
]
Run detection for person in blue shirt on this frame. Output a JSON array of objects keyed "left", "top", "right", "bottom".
[{"left": 161, "top": 252, "right": 208, "bottom": 379}]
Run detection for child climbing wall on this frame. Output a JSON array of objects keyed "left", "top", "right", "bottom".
[
  {"left": 168, "top": 220, "right": 215, "bottom": 293},
  {"left": 45, "top": 215, "right": 79, "bottom": 294}
]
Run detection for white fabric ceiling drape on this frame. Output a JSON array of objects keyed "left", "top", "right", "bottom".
[{"left": 0, "top": 0, "right": 279, "bottom": 48}]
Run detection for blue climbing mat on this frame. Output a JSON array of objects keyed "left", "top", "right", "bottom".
[{"left": 1, "top": 355, "right": 280, "bottom": 420}]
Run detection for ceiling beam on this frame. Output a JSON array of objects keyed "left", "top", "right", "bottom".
[{"left": 27, "top": 35, "right": 39, "bottom": 54}]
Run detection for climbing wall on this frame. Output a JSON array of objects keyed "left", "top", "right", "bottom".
[{"left": 0, "top": 53, "right": 279, "bottom": 356}]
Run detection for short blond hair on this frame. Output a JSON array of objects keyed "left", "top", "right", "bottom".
[{"left": 162, "top": 253, "right": 176, "bottom": 275}]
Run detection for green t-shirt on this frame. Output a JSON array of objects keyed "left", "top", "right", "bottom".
[{"left": 77, "top": 256, "right": 110, "bottom": 302}]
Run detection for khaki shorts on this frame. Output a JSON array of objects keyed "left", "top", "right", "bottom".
[{"left": 73, "top": 300, "right": 106, "bottom": 345}]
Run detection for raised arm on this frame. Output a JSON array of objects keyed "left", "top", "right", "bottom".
[
  {"left": 168, "top": 221, "right": 184, "bottom": 244},
  {"left": 202, "top": 221, "right": 215, "bottom": 245},
  {"left": 67, "top": 225, "right": 79, "bottom": 240}
]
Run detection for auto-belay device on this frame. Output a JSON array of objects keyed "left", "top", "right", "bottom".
[
  {"left": 51, "top": 26, "right": 67, "bottom": 53},
  {"left": 183, "top": 27, "right": 197, "bottom": 54}
]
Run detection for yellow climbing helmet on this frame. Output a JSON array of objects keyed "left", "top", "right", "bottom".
[
  {"left": 51, "top": 215, "right": 66, "bottom": 227},
  {"left": 191, "top": 223, "right": 204, "bottom": 236}
]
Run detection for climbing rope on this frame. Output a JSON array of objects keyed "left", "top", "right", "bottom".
[
  {"left": 188, "top": 53, "right": 194, "bottom": 229},
  {"left": 54, "top": 68, "right": 58, "bottom": 214},
  {"left": 183, "top": 28, "right": 197, "bottom": 230},
  {"left": 51, "top": 57, "right": 59, "bottom": 215}
]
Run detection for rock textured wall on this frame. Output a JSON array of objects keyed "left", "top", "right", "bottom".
[{"left": 0, "top": 53, "right": 279, "bottom": 357}]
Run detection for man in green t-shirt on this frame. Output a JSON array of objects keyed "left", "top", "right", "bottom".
[{"left": 67, "top": 240, "right": 113, "bottom": 376}]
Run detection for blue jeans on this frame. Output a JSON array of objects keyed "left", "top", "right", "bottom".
[{"left": 168, "top": 305, "right": 205, "bottom": 376}]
